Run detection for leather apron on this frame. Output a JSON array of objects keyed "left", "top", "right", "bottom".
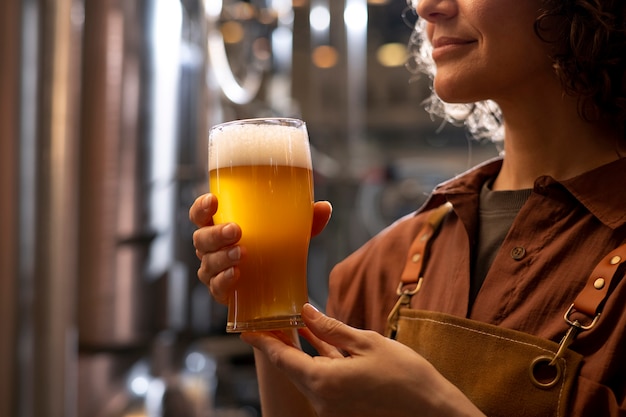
[{"left": 385, "top": 203, "right": 626, "bottom": 417}]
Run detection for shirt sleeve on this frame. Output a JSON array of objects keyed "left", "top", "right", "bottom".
[{"left": 326, "top": 211, "right": 427, "bottom": 334}]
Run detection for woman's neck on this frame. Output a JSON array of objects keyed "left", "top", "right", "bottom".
[{"left": 492, "top": 93, "right": 623, "bottom": 191}]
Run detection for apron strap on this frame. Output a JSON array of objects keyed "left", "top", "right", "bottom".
[
  {"left": 569, "top": 243, "right": 626, "bottom": 320},
  {"left": 387, "top": 201, "right": 626, "bottom": 347},
  {"left": 400, "top": 202, "right": 453, "bottom": 285},
  {"left": 386, "top": 202, "right": 452, "bottom": 337},
  {"left": 551, "top": 242, "right": 626, "bottom": 365}
]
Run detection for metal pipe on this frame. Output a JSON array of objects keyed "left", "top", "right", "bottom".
[
  {"left": 77, "top": 0, "right": 151, "bottom": 349},
  {"left": 1, "top": 0, "right": 85, "bottom": 416},
  {"left": 30, "top": 0, "right": 83, "bottom": 415},
  {"left": 0, "top": 0, "right": 22, "bottom": 415}
]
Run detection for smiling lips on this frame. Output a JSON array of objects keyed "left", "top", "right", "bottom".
[{"left": 431, "top": 36, "right": 477, "bottom": 59}]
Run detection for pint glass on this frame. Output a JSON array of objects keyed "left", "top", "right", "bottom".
[{"left": 208, "top": 118, "right": 314, "bottom": 332}]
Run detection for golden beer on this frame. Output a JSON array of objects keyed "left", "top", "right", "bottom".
[{"left": 208, "top": 118, "right": 314, "bottom": 332}]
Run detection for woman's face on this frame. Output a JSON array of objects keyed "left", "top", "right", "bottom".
[{"left": 415, "top": 0, "right": 556, "bottom": 105}]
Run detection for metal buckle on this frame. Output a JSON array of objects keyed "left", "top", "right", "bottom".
[
  {"left": 564, "top": 303, "right": 600, "bottom": 330},
  {"left": 395, "top": 277, "right": 423, "bottom": 297},
  {"left": 386, "top": 278, "right": 423, "bottom": 338},
  {"left": 544, "top": 304, "right": 600, "bottom": 367}
]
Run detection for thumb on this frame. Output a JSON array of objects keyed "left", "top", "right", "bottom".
[
  {"left": 311, "top": 201, "right": 332, "bottom": 237},
  {"left": 301, "top": 303, "right": 366, "bottom": 355}
]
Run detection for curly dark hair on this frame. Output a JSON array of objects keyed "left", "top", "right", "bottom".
[
  {"left": 536, "top": 0, "right": 626, "bottom": 133},
  {"left": 406, "top": 0, "right": 626, "bottom": 142}
]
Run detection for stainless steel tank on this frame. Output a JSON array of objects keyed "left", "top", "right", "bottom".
[{"left": 0, "top": 0, "right": 211, "bottom": 415}]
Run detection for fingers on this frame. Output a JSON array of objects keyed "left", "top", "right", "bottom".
[
  {"left": 193, "top": 222, "right": 241, "bottom": 254},
  {"left": 189, "top": 194, "right": 217, "bottom": 227},
  {"left": 205, "top": 266, "right": 239, "bottom": 305},
  {"left": 194, "top": 223, "right": 242, "bottom": 279},
  {"left": 241, "top": 331, "right": 319, "bottom": 380},
  {"left": 298, "top": 327, "right": 345, "bottom": 359},
  {"left": 311, "top": 201, "right": 332, "bottom": 237},
  {"left": 300, "top": 303, "right": 373, "bottom": 355},
  {"left": 195, "top": 231, "right": 244, "bottom": 304},
  {"left": 190, "top": 193, "right": 244, "bottom": 304}
]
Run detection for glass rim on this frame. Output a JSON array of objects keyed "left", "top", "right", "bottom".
[{"left": 210, "top": 117, "right": 306, "bottom": 131}]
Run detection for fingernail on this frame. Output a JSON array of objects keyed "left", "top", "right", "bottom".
[
  {"left": 201, "top": 195, "right": 211, "bottom": 210},
  {"left": 304, "top": 303, "right": 319, "bottom": 312},
  {"left": 222, "top": 223, "right": 237, "bottom": 240},
  {"left": 302, "top": 303, "right": 321, "bottom": 318},
  {"left": 224, "top": 266, "right": 235, "bottom": 279},
  {"left": 227, "top": 247, "right": 240, "bottom": 261}
]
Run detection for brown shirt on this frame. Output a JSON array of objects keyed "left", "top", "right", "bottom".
[{"left": 327, "top": 157, "right": 626, "bottom": 416}]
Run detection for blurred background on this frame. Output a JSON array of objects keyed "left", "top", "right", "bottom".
[{"left": 0, "top": 0, "right": 498, "bottom": 416}]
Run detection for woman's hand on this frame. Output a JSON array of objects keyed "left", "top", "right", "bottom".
[
  {"left": 189, "top": 194, "right": 332, "bottom": 305},
  {"left": 242, "top": 304, "right": 486, "bottom": 417},
  {"left": 190, "top": 193, "right": 243, "bottom": 304}
]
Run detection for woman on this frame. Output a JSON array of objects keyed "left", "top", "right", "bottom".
[{"left": 190, "top": 0, "right": 626, "bottom": 415}]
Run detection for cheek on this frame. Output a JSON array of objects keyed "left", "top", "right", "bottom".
[{"left": 474, "top": 0, "right": 540, "bottom": 40}]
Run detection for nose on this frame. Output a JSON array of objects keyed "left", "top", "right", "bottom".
[{"left": 416, "top": 0, "right": 458, "bottom": 22}]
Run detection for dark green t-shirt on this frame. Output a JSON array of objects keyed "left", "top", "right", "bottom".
[{"left": 470, "top": 180, "right": 532, "bottom": 308}]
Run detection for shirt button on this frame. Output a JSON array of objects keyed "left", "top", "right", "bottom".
[{"left": 511, "top": 246, "right": 526, "bottom": 260}]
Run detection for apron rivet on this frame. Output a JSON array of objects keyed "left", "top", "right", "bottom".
[
  {"left": 610, "top": 255, "right": 621, "bottom": 265},
  {"left": 411, "top": 253, "right": 421, "bottom": 263},
  {"left": 593, "top": 278, "right": 605, "bottom": 289}
]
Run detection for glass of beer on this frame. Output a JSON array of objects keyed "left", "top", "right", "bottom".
[{"left": 208, "top": 117, "right": 314, "bottom": 332}]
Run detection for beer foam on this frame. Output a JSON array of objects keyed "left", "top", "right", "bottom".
[{"left": 209, "top": 122, "right": 312, "bottom": 169}]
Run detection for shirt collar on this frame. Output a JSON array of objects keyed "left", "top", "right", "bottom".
[
  {"left": 558, "top": 157, "right": 626, "bottom": 229},
  {"left": 420, "top": 157, "right": 626, "bottom": 229}
]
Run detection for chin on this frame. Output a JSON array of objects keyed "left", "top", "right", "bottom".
[
  {"left": 433, "top": 79, "right": 482, "bottom": 105},
  {"left": 433, "top": 89, "right": 474, "bottom": 105}
]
